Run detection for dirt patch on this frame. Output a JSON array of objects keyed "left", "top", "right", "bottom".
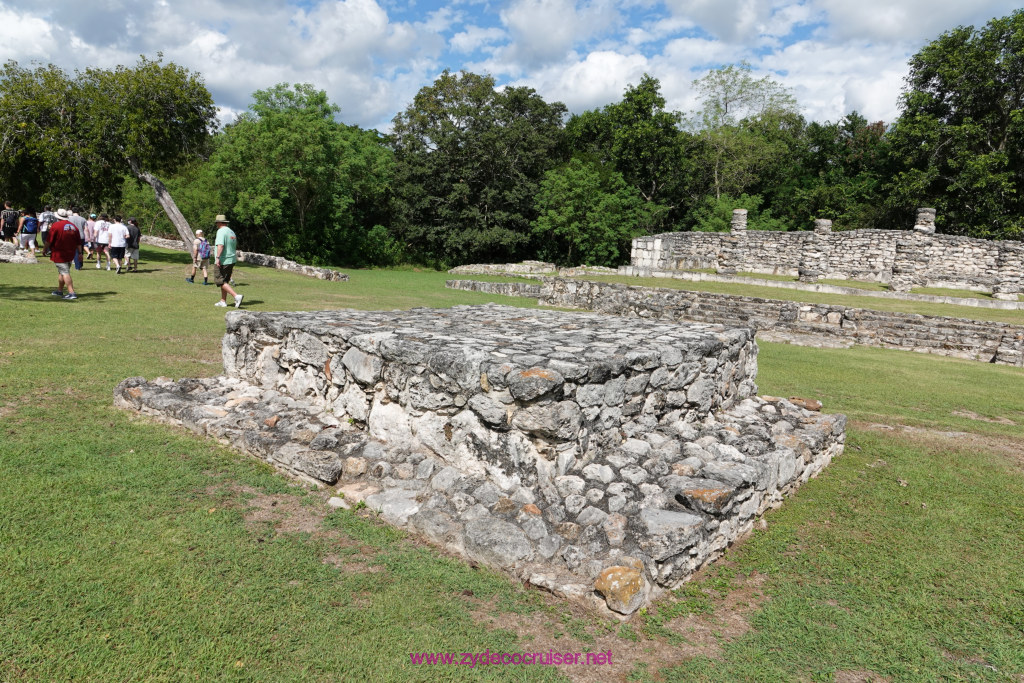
[
  {"left": 855, "top": 421, "right": 1024, "bottom": 470},
  {"left": 950, "top": 410, "right": 1015, "bottom": 425},
  {"left": 468, "top": 598, "right": 684, "bottom": 683},
  {"left": 464, "top": 570, "right": 769, "bottom": 683},
  {"left": 206, "top": 483, "right": 326, "bottom": 535},
  {"left": 833, "top": 670, "right": 891, "bottom": 683},
  {"left": 662, "top": 571, "right": 768, "bottom": 659}
]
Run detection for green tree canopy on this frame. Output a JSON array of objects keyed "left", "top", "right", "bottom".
[
  {"left": 566, "top": 74, "right": 686, "bottom": 225},
  {"left": 0, "top": 55, "right": 216, "bottom": 242},
  {"left": 532, "top": 156, "right": 651, "bottom": 266},
  {"left": 209, "top": 83, "right": 393, "bottom": 265},
  {"left": 887, "top": 10, "right": 1024, "bottom": 238},
  {"left": 390, "top": 70, "right": 567, "bottom": 266},
  {"left": 685, "top": 63, "right": 801, "bottom": 207}
]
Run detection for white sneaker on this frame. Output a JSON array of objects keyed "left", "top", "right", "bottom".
[
  {"left": 96, "top": 262, "right": 100, "bottom": 269},
  {"left": 234, "top": 294, "right": 243, "bottom": 308},
  {"left": 214, "top": 300, "right": 227, "bottom": 307}
]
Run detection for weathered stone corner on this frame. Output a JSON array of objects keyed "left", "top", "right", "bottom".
[{"left": 115, "top": 304, "right": 845, "bottom": 616}]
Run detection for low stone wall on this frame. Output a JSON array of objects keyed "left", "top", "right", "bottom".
[
  {"left": 235, "top": 252, "right": 349, "bottom": 282},
  {"left": 630, "top": 211, "right": 1024, "bottom": 298},
  {"left": 139, "top": 235, "right": 349, "bottom": 281},
  {"left": 140, "top": 235, "right": 190, "bottom": 251},
  {"left": 447, "top": 279, "right": 1024, "bottom": 366},
  {"left": 449, "top": 280, "right": 543, "bottom": 298},
  {"left": 115, "top": 304, "right": 845, "bottom": 616},
  {"left": 614, "top": 267, "right": 1024, "bottom": 311},
  {"left": 449, "top": 262, "right": 619, "bottom": 278}
]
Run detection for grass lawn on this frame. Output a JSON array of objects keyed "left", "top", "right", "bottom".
[{"left": 1, "top": 247, "right": 1022, "bottom": 681}]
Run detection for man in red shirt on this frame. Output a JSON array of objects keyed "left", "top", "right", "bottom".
[{"left": 48, "top": 217, "right": 83, "bottom": 300}]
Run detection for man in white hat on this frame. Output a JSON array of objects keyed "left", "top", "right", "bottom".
[
  {"left": 212, "top": 214, "right": 242, "bottom": 308},
  {"left": 186, "top": 228, "right": 210, "bottom": 285}
]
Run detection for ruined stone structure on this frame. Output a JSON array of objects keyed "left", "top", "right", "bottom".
[
  {"left": 447, "top": 279, "right": 1024, "bottom": 366},
  {"left": 115, "top": 305, "right": 845, "bottom": 615},
  {"left": 626, "top": 209, "right": 1024, "bottom": 300},
  {"left": 139, "top": 235, "right": 349, "bottom": 282}
]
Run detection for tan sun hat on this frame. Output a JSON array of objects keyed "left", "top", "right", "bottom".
[
  {"left": 195, "top": 229, "right": 203, "bottom": 236},
  {"left": 214, "top": 214, "right": 229, "bottom": 223}
]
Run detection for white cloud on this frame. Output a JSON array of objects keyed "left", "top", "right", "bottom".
[
  {"left": 810, "top": 0, "right": 1023, "bottom": 42},
  {"left": 499, "top": 0, "right": 622, "bottom": 67},
  {"left": 514, "top": 50, "right": 651, "bottom": 112},
  {"left": 3, "top": 0, "right": 1021, "bottom": 133},
  {"left": 450, "top": 25, "right": 507, "bottom": 53},
  {"left": 760, "top": 39, "right": 911, "bottom": 122}
]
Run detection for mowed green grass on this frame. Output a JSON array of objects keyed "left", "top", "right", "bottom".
[{"left": 1, "top": 247, "right": 1022, "bottom": 681}]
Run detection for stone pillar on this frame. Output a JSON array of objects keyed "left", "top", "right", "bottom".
[
  {"left": 890, "top": 234, "right": 925, "bottom": 293},
  {"left": 718, "top": 209, "right": 747, "bottom": 275},
  {"left": 798, "top": 219, "right": 832, "bottom": 283},
  {"left": 993, "top": 242, "right": 1024, "bottom": 301},
  {"left": 730, "top": 209, "right": 748, "bottom": 234},
  {"left": 913, "top": 208, "right": 937, "bottom": 234}
]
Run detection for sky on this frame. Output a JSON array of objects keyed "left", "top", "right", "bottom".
[{"left": 0, "top": 1, "right": 1019, "bottom": 131}]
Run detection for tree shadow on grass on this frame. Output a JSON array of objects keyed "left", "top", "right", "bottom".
[
  {"left": 137, "top": 248, "right": 190, "bottom": 265},
  {"left": 0, "top": 284, "right": 118, "bottom": 302}
]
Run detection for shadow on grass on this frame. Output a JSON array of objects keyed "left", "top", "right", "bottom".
[
  {"left": 0, "top": 284, "right": 118, "bottom": 302},
  {"left": 137, "top": 249, "right": 190, "bottom": 265}
]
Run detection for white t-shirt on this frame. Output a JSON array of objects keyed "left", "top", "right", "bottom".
[
  {"left": 108, "top": 222, "right": 129, "bottom": 248},
  {"left": 95, "top": 220, "right": 110, "bottom": 244}
]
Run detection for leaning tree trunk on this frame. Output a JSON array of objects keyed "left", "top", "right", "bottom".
[{"left": 127, "top": 156, "right": 195, "bottom": 245}]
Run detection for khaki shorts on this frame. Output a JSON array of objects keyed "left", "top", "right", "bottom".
[
  {"left": 193, "top": 257, "right": 209, "bottom": 268},
  {"left": 214, "top": 262, "right": 234, "bottom": 286},
  {"left": 54, "top": 262, "right": 71, "bottom": 275}
]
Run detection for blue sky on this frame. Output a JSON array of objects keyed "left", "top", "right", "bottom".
[{"left": 0, "top": 1, "right": 1019, "bottom": 131}]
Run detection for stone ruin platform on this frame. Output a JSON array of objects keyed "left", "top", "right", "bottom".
[{"left": 114, "top": 304, "right": 845, "bottom": 615}]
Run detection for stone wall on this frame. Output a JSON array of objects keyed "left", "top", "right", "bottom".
[
  {"left": 139, "top": 235, "right": 349, "bottom": 282},
  {"left": 115, "top": 304, "right": 845, "bottom": 616},
  {"left": 447, "top": 279, "right": 1024, "bottom": 366},
  {"left": 628, "top": 211, "right": 1023, "bottom": 299}
]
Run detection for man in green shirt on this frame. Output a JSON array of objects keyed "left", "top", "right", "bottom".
[{"left": 212, "top": 214, "right": 243, "bottom": 308}]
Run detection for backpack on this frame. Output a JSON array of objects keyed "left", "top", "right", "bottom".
[{"left": 198, "top": 238, "right": 210, "bottom": 259}]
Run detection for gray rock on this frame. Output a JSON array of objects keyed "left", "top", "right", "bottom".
[
  {"left": 537, "top": 534, "right": 561, "bottom": 559},
  {"left": 365, "top": 488, "right": 421, "bottom": 526},
  {"left": 576, "top": 506, "right": 608, "bottom": 526},
  {"left": 582, "top": 463, "right": 615, "bottom": 484},
  {"left": 342, "top": 347, "right": 383, "bottom": 385},
  {"left": 522, "top": 516, "right": 548, "bottom": 540},
  {"left": 506, "top": 367, "right": 564, "bottom": 401},
  {"left": 468, "top": 393, "right": 509, "bottom": 428},
  {"left": 564, "top": 494, "right": 587, "bottom": 515},
  {"left": 561, "top": 544, "right": 586, "bottom": 570},
  {"left": 465, "top": 518, "right": 534, "bottom": 567},
  {"left": 637, "top": 507, "right": 704, "bottom": 561},
  {"left": 620, "top": 465, "right": 649, "bottom": 485},
  {"left": 415, "top": 458, "right": 435, "bottom": 479},
  {"left": 512, "top": 401, "right": 583, "bottom": 441},
  {"left": 554, "top": 475, "right": 585, "bottom": 498},
  {"left": 431, "top": 466, "right": 464, "bottom": 491}
]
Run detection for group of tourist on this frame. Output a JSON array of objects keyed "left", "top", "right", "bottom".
[{"left": 5, "top": 200, "right": 243, "bottom": 307}]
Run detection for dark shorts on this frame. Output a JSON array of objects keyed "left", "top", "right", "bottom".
[
  {"left": 109, "top": 246, "right": 126, "bottom": 259},
  {"left": 214, "top": 263, "right": 234, "bottom": 286}
]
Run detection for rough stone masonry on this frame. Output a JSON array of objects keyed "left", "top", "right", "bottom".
[{"left": 114, "top": 305, "right": 845, "bottom": 616}]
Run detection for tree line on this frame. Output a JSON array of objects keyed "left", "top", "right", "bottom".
[{"left": 1, "top": 11, "right": 1021, "bottom": 269}]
